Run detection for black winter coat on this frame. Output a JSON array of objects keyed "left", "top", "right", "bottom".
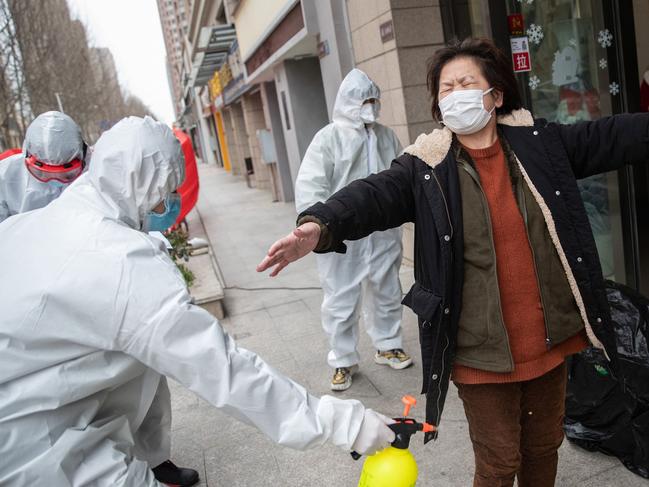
[{"left": 300, "top": 109, "right": 649, "bottom": 443}]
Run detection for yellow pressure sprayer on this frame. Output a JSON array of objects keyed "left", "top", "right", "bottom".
[{"left": 352, "top": 395, "right": 436, "bottom": 487}]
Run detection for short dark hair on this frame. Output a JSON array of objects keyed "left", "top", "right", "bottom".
[{"left": 426, "top": 38, "right": 523, "bottom": 122}]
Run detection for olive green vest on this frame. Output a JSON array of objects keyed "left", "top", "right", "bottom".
[{"left": 454, "top": 135, "right": 584, "bottom": 372}]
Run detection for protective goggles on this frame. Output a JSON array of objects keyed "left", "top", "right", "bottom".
[{"left": 24, "top": 154, "right": 84, "bottom": 183}]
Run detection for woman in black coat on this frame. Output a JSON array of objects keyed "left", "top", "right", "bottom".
[{"left": 257, "top": 38, "right": 649, "bottom": 486}]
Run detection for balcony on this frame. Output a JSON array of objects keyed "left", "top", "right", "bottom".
[{"left": 185, "top": 24, "right": 237, "bottom": 90}]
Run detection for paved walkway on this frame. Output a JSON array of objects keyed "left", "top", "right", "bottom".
[{"left": 168, "top": 163, "right": 645, "bottom": 486}]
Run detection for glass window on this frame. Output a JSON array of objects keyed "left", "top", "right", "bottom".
[
  {"left": 442, "top": 0, "right": 491, "bottom": 40},
  {"left": 506, "top": 0, "right": 626, "bottom": 283}
]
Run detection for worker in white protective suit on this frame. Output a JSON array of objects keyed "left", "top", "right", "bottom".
[
  {"left": 0, "top": 116, "right": 395, "bottom": 487},
  {"left": 294, "top": 69, "right": 412, "bottom": 392},
  {"left": 0, "top": 111, "right": 196, "bottom": 485},
  {"left": 0, "top": 111, "right": 87, "bottom": 223},
  {"left": 0, "top": 113, "right": 199, "bottom": 487}
]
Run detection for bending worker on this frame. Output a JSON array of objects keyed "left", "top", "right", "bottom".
[
  {"left": 0, "top": 111, "right": 197, "bottom": 485},
  {"left": 294, "top": 68, "right": 412, "bottom": 391},
  {"left": 0, "top": 116, "right": 394, "bottom": 486},
  {"left": 0, "top": 111, "right": 87, "bottom": 223}
]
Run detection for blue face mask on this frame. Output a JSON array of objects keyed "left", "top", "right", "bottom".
[
  {"left": 47, "top": 180, "right": 68, "bottom": 190},
  {"left": 145, "top": 193, "right": 181, "bottom": 232}
]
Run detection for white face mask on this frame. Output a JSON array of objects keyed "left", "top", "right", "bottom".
[
  {"left": 439, "top": 87, "right": 495, "bottom": 135},
  {"left": 360, "top": 101, "right": 381, "bottom": 124}
]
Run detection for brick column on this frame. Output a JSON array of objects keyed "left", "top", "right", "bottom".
[
  {"left": 345, "top": 0, "right": 445, "bottom": 264},
  {"left": 241, "top": 91, "right": 271, "bottom": 191},
  {"left": 229, "top": 102, "right": 252, "bottom": 179}
]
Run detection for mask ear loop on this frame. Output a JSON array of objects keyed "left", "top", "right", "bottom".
[{"left": 483, "top": 87, "right": 497, "bottom": 115}]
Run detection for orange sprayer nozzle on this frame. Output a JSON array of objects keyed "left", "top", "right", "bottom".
[
  {"left": 401, "top": 395, "right": 417, "bottom": 417},
  {"left": 422, "top": 422, "right": 436, "bottom": 433}
]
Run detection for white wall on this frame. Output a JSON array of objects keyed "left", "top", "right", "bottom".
[
  {"left": 314, "top": 0, "right": 355, "bottom": 119},
  {"left": 274, "top": 58, "right": 329, "bottom": 183},
  {"left": 233, "top": 0, "right": 296, "bottom": 61},
  {"left": 273, "top": 64, "right": 300, "bottom": 182},
  {"left": 261, "top": 81, "right": 294, "bottom": 201}
]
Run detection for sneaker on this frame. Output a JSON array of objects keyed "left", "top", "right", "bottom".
[
  {"left": 330, "top": 365, "right": 358, "bottom": 391},
  {"left": 152, "top": 460, "right": 199, "bottom": 487},
  {"left": 375, "top": 349, "right": 413, "bottom": 370}
]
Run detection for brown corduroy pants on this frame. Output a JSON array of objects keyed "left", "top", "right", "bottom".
[{"left": 455, "top": 362, "right": 567, "bottom": 487}]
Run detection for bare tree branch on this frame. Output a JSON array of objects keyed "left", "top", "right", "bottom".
[{"left": 2, "top": 0, "right": 157, "bottom": 147}]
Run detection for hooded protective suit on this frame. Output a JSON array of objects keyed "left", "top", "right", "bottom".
[
  {"left": 295, "top": 69, "right": 404, "bottom": 367},
  {"left": 0, "top": 117, "right": 374, "bottom": 486},
  {"left": 0, "top": 111, "right": 85, "bottom": 223}
]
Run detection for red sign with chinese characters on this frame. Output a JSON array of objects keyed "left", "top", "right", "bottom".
[
  {"left": 510, "top": 36, "right": 532, "bottom": 73},
  {"left": 508, "top": 14, "right": 525, "bottom": 36},
  {"left": 513, "top": 52, "right": 531, "bottom": 72}
]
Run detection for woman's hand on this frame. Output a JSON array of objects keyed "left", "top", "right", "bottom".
[{"left": 256, "top": 222, "right": 321, "bottom": 277}]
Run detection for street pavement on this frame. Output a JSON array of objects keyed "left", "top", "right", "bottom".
[{"left": 168, "top": 163, "right": 646, "bottom": 486}]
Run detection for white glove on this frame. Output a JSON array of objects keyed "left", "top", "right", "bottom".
[{"left": 351, "top": 409, "right": 396, "bottom": 456}]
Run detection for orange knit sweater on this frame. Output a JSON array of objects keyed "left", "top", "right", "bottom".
[{"left": 452, "top": 140, "right": 587, "bottom": 385}]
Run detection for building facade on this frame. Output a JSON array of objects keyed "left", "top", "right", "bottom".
[
  {"left": 160, "top": 0, "right": 649, "bottom": 293},
  {"left": 157, "top": 0, "right": 189, "bottom": 120}
]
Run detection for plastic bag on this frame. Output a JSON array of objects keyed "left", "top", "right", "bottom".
[
  {"left": 564, "top": 281, "right": 649, "bottom": 479},
  {"left": 607, "top": 282, "right": 649, "bottom": 405}
]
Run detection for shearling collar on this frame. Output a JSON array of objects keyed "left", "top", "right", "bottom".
[{"left": 404, "top": 108, "right": 535, "bottom": 169}]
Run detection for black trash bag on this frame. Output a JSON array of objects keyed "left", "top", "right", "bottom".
[
  {"left": 607, "top": 281, "right": 649, "bottom": 406},
  {"left": 564, "top": 281, "right": 649, "bottom": 479},
  {"left": 599, "top": 406, "right": 649, "bottom": 479}
]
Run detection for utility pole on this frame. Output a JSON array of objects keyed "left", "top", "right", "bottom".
[{"left": 54, "top": 92, "right": 64, "bottom": 113}]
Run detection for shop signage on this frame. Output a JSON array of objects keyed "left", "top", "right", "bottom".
[
  {"left": 507, "top": 14, "right": 525, "bottom": 36},
  {"left": 510, "top": 36, "right": 532, "bottom": 73},
  {"left": 380, "top": 20, "right": 394, "bottom": 43}
]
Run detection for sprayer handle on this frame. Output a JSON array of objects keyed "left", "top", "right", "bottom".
[
  {"left": 350, "top": 419, "right": 412, "bottom": 460},
  {"left": 350, "top": 419, "right": 436, "bottom": 460}
]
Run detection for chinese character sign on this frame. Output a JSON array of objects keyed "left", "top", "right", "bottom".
[
  {"left": 511, "top": 36, "right": 532, "bottom": 73},
  {"left": 508, "top": 14, "right": 525, "bottom": 36}
]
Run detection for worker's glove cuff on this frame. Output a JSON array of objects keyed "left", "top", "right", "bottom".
[{"left": 351, "top": 409, "right": 396, "bottom": 456}]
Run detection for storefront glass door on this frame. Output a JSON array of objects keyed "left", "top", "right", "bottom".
[{"left": 505, "top": 0, "right": 628, "bottom": 283}]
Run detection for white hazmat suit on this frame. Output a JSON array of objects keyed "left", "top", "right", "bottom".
[
  {"left": 0, "top": 117, "right": 390, "bottom": 486},
  {"left": 0, "top": 111, "right": 85, "bottom": 223},
  {"left": 295, "top": 69, "right": 405, "bottom": 368}
]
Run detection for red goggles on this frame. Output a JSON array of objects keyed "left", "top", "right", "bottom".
[{"left": 25, "top": 154, "right": 84, "bottom": 183}]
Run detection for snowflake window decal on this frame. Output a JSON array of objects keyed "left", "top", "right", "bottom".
[
  {"left": 598, "top": 29, "right": 613, "bottom": 48},
  {"left": 599, "top": 58, "right": 608, "bottom": 70},
  {"left": 609, "top": 82, "right": 620, "bottom": 96},
  {"left": 527, "top": 24, "right": 544, "bottom": 45},
  {"left": 528, "top": 75, "right": 540, "bottom": 90},
  {"left": 569, "top": 38, "right": 577, "bottom": 47}
]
